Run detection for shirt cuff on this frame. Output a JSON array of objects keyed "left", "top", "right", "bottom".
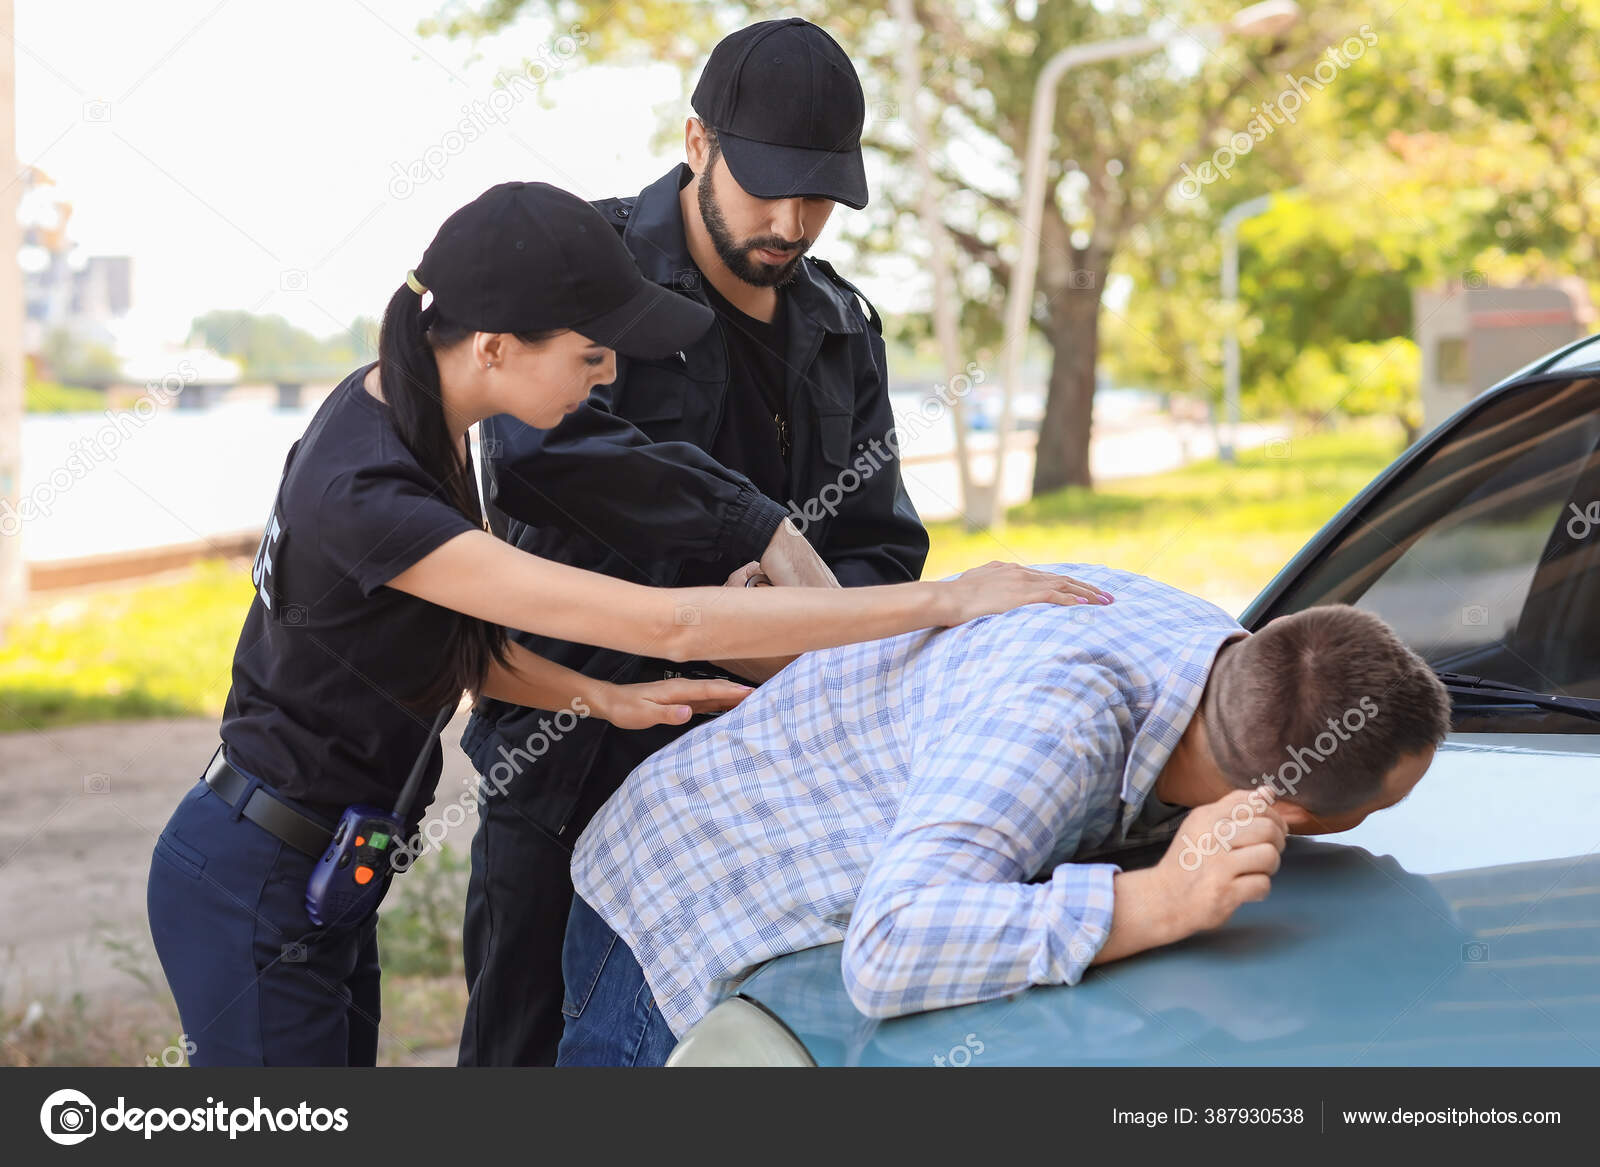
[
  {"left": 1038, "top": 862, "right": 1120, "bottom": 987},
  {"left": 722, "top": 488, "right": 789, "bottom": 563}
]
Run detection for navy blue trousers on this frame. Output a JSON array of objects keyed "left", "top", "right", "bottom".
[{"left": 146, "top": 771, "right": 386, "bottom": 1066}]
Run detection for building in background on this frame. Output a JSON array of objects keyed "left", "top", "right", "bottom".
[
  {"left": 18, "top": 165, "right": 133, "bottom": 387},
  {"left": 24, "top": 252, "right": 133, "bottom": 348},
  {"left": 1415, "top": 281, "right": 1596, "bottom": 426}
]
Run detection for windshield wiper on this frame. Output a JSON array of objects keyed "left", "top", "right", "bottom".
[{"left": 1434, "top": 670, "right": 1600, "bottom": 723}]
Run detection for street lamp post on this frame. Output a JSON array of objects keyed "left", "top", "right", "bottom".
[
  {"left": 976, "top": 0, "right": 1300, "bottom": 531},
  {"left": 1219, "top": 192, "right": 1274, "bottom": 463},
  {"left": 890, "top": 0, "right": 977, "bottom": 520}
]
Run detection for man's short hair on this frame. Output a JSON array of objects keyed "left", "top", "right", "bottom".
[{"left": 1201, "top": 605, "right": 1452, "bottom": 816}]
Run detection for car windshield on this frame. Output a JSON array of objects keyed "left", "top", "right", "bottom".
[{"left": 1261, "top": 375, "right": 1600, "bottom": 731}]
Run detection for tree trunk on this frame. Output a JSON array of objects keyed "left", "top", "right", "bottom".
[
  {"left": 0, "top": 0, "right": 23, "bottom": 633},
  {"left": 1032, "top": 285, "right": 1101, "bottom": 494}
]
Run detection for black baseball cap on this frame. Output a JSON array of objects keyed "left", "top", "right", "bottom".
[
  {"left": 691, "top": 18, "right": 869, "bottom": 210},
  {"left": 410, "top": 181, "right": 712, "bottom": 358}
]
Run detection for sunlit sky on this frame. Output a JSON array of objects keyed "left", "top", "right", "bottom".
[{"left": 15, "top": 0, "right": 805, "bottom": 357}]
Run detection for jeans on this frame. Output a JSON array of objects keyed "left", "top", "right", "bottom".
[
  {"left": 555, "top": 895, "right": 677, "bottom": 1067},
  {"left": 146, "top": 769, "right": 386, "bottom": 1066}
]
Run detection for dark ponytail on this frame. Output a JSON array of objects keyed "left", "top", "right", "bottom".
[{"left": 375, "top": 282, "right": 549, "bottom": 713}]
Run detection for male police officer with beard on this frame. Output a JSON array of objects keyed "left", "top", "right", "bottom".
[{"left": 457, "top": 18, "right": 929, "bottom": 1065}]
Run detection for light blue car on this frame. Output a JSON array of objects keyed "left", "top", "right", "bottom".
[{"left": 667, "top": 334, "right": 1600, "bottom": 1067}]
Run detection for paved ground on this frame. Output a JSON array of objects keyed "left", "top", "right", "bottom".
[
  {"left": 0, "top": 709, "right": 481, "bottom": 1043},
  {"left": 901, "top": 418, "right": 1287, "bottom": 521}
]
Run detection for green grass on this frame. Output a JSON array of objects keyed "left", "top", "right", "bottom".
[
  {"left": 26, "top": 381, "right": 106, "bottom": 413},
  {"left": 0, "top": 426, "right": 1400, "bottom": 734},
  {"left": 925, "top": 425, "right": 1400, "bottom": 614},
  {"left": 378, "top": 845, "right": 471, "bottom": 978},
  {"left": 0, "top": 560, "right": 250, "bottom": 733}
]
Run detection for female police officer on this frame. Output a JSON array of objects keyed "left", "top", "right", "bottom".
[{"left": 144, "top": 181, "right": 1107, "bottom": 1066}]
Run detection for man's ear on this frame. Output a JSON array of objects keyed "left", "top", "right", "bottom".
[
  {"left": 1272, "top": 800, "right": 1318, "bottom": 832},
  {"left": 685, "top": 117, "right": 710, "bottom": 175}
]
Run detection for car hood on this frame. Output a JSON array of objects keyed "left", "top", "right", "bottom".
[{"left": 735, "top": 737, "right": 1600, "bottom": 1066}]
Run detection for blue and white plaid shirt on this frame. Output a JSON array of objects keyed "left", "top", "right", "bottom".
[{"left": 572, "top": 565, "right": 1244, "bottom": 1036}]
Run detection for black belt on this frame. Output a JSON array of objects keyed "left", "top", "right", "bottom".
[
  {"left": 203, "top": 747, "right": 333, "bottom": 858},
  {"left": 636, "top": 660, "right": 741, "bottom": 684}
]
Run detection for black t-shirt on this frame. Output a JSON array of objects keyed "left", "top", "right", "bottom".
[
  {"left": 679, "top": 279, "right": 790, "bottom": 592},
  {"left": 704, "top": 279, "right": 790, "bottom": 502},
  {"left": 220, "top": 363, "right": 480, "bottom": 820}
]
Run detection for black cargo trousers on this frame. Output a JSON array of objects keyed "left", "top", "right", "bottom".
[{"left": 456, "top": 712, "right": 688, "bottom": 1067}]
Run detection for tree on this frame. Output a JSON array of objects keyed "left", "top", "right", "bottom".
[
  {"left": 40, "top": 327, "right": 121, "bottom": 388},
  {"left": 1108, "top": 0, "right": 1600, "bottom": 435},
  {"left": 1329, "top": 0, "right": 1600, "bottom": 286},
  {"left": 187, "top": 310, "right": 376, "bottom": 381},
  {"left": 430, "top": 1, "right": 1342, "bottom": 492},
  {"left": 1105, "top": 162, "right": 1482, "bottom": 426}
]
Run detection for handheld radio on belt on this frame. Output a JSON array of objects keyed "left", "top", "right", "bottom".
[{"left": 305, "top": 703, "right": 454, "bottom": 927}]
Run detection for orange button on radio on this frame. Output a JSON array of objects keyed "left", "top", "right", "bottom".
[
  {"left": 354, "top": 836, "right": 365, "bottom": 847},
  {"left": 354, "top": 865, "right": 374, "bottom": 885}
]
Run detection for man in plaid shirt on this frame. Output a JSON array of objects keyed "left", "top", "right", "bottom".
[{"left": 559, "top": 564, "right": 1449, "bottom": 1065}]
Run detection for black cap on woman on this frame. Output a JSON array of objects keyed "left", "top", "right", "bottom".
[
  {"left": 374, "top": 181, "right": 714, "bottom": 706},
  {"left": 378, "top": 179, "right": 715, "bottom": 462},
  {"left": 404, "top": 180, "right": 712, "bottom": 354}
]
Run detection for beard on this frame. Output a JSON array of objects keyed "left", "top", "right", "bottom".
[{"left": 697, "top": 166, "right": 811, "bottom": 288}]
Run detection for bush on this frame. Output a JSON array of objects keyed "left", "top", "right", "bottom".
[
  {"left": 377, "top": 844, "right": 471, "bottom": 979},
  {"left": 1267, "top": 338, "right": 1423, "bottom": 439},
  {"left": 26, "top": 380, "right": 105, "bottom": 413}
]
